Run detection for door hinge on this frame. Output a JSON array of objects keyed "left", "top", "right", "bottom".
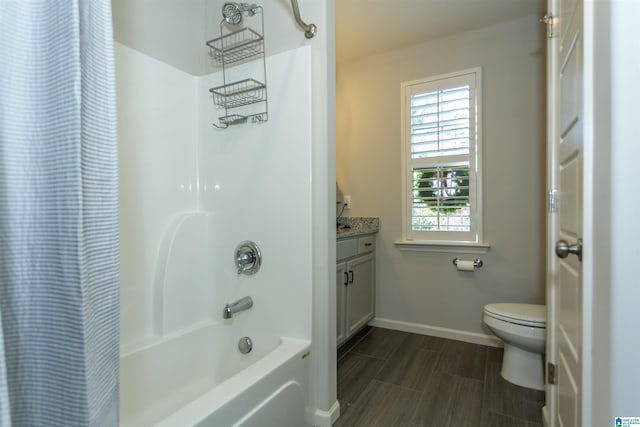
[
  {"left": 540, "top": 14, "right": 557, "bottom": 38},
  {"left": 547, "top": 362, "right": 557, "bottom": 385},
  {"left": 548, "top": 189, "right": 559, "bottom": 213}
]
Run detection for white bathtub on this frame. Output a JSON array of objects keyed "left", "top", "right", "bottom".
[{"left": 120, "top": 322, "right": 311, "bottom": 427}]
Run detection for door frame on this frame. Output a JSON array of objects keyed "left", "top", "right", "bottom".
[
  {"left": 544, "top": 0, "right": 559, "bottom": 424},
  {"left": 583, "top": 0, "right": 640, "bottom": 424}
]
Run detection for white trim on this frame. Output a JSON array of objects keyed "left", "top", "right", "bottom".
[
  {"left": 394, "top": 240, "right": 490, "bottom": 254},
  {"left": 311, "top": 400, "right": 340, "bottom": 427},
  {"left": 400, "top": 67, "right": 483, "bottom": 89},
  {"left": 474, "top": 67, "right": 484, "bottom": 244},
  {"left": 582, "top": 2, "right": 596, "bottom": 426},
  {"left": 369, "top": 317, "right": 503, "bottom": 347},
  {"left": 545, "top": 0, "right": 559, "bottom": 425},
  {"left": 308, "top": 2, "right": 337, "bottom": 423},
  {"left": 400, "top": 67, "right": 484, "bottom": 244}
]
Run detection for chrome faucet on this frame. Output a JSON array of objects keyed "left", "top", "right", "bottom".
[
  {"left": 235, "top": 241, "right": 261, "bottom": 275},
  {"left": 223, "top": 296, "right": 253, "bottom": 319}
]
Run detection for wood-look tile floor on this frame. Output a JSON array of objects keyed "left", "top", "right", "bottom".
[{"left": 336, "top": 327, "right": 544, "bottom": 427}]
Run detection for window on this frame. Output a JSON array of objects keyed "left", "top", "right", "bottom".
[{"left": 401, "top": 68, "right": 482, "bottom": 244}]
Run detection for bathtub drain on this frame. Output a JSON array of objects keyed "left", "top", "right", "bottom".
[{"left": 238, "top": 336, "right": 253, "bottom": 354}]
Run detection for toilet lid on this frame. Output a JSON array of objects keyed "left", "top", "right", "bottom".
[{"left": 484, "top": 303, "right": 546, "bottom": 328}]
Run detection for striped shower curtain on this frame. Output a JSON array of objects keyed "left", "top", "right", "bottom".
[{"left": 0, "top": 1, "right": 120, "bottom": 426}]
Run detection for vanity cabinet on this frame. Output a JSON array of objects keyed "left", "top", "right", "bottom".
[{"left": 336, "top": 234, "right": 375, "bottom": 347}]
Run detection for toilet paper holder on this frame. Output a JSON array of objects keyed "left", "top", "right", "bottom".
[{"left": 452, "top": 258, "right": 483, "bottom": 269}]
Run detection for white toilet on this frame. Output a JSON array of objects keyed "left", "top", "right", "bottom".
[{"left": 483, "top": 303, "right": 546, "bottom": 391}]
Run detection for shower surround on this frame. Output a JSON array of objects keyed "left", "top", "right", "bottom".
[{"left": 114, "top": 0, "right": 336, "bottom": 424}]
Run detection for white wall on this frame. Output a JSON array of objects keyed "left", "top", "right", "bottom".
[
  {"left": 112, "top": 0, "right": 329, "bottom": 76},
  {"left": 116, "top": 43, "right": 199, "bottom": 348},
  {"left": 196, "top": 46, "right": 314, "bottom": 343},
  {"left": 112, "top": 0, "right": 210, "bottom": 75},
  {"left": 336, "top": 15, "right": 546, "bottom": 341},
  {"left": 116, "top": 6, "right": 318, "bottom": 346},
  {"left": 585, "top": 0, "right": 640, "bottom": 423},
  {"left": 606, "top": 0, "right": 640, "bottom": 416}
]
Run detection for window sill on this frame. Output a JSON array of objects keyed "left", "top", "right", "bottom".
[{"left": 394, "top": 240, "right": 490, "bottom": 254}]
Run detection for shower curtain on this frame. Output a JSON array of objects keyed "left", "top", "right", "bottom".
[{"left": 0, "top": 1, "right": 119, "bottom": 426}]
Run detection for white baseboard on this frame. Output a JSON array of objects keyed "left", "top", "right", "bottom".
[
  {"left": 369, "top": 317, "right": 503, "bottom": 348},
  {"left": 312, "top": 400, "right": 340, "bottom": 427}
]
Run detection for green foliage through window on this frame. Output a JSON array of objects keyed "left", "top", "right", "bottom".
[{"left": 411, "top": 165, "right": 470, "bottom": 231}]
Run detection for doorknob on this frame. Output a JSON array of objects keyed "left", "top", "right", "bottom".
[{"left": 555, "top": 238, "right": 582, "bottom": 261}]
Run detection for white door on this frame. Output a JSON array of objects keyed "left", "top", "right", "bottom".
[{"left": 548, "top": 0, "right": 584, "bottom": 425}]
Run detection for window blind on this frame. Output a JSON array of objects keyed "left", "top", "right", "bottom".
[{"left": 410, "top": 85, "right": 471, "bottom": 159}]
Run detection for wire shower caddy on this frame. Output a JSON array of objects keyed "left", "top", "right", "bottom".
[{"left": 206, "top": 5, "right": 268, "bottom": 128}]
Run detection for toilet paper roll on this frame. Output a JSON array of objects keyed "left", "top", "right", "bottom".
[{"left": 456, "top": 259, "right": 476, "bottom": 272}]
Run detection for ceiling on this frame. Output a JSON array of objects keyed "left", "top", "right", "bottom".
[{"left": 336, "top": 0, "right": 546, "bottom": 63}]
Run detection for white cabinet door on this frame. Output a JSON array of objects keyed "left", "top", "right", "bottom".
[
  {"left": 336, "top": 262, "right": 348, "bottom": 346},
  {"left": 346, "top": 252, "right": 375, "bottom": 337}
]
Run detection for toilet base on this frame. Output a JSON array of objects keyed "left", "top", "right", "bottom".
[{"left": 501, "top": 343, "right": 544, "bottom": 391}]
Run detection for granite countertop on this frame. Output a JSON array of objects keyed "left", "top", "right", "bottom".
[{"left": 336, "top": 217, "right": 380, "bottom": 238}]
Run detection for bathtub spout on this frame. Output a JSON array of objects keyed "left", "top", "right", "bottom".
[{"left": 223, "top": 296, "right": 253, "bottom": 319}]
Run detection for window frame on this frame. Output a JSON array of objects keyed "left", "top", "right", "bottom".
[{"left": 400, "top": 67, "right": 484, "bottom": 245}]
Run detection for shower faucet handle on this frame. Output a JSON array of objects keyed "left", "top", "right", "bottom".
[{"left": 235, "top": 241, "right": 262, "bottom": 275}]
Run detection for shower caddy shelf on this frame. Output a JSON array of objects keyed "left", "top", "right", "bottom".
[
  {"left": 206, "top": 6, "right": 268, "bottom": 128},
  {"left": 206, "top": 27, "right": 263, "bottom": 65},
  {"left": 210, "top": 78, "right": 266, "bottom": 109}
]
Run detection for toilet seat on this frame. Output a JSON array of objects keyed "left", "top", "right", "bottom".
[{"left": 484, "top": 303, "right": 546, "bottom": 328}]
